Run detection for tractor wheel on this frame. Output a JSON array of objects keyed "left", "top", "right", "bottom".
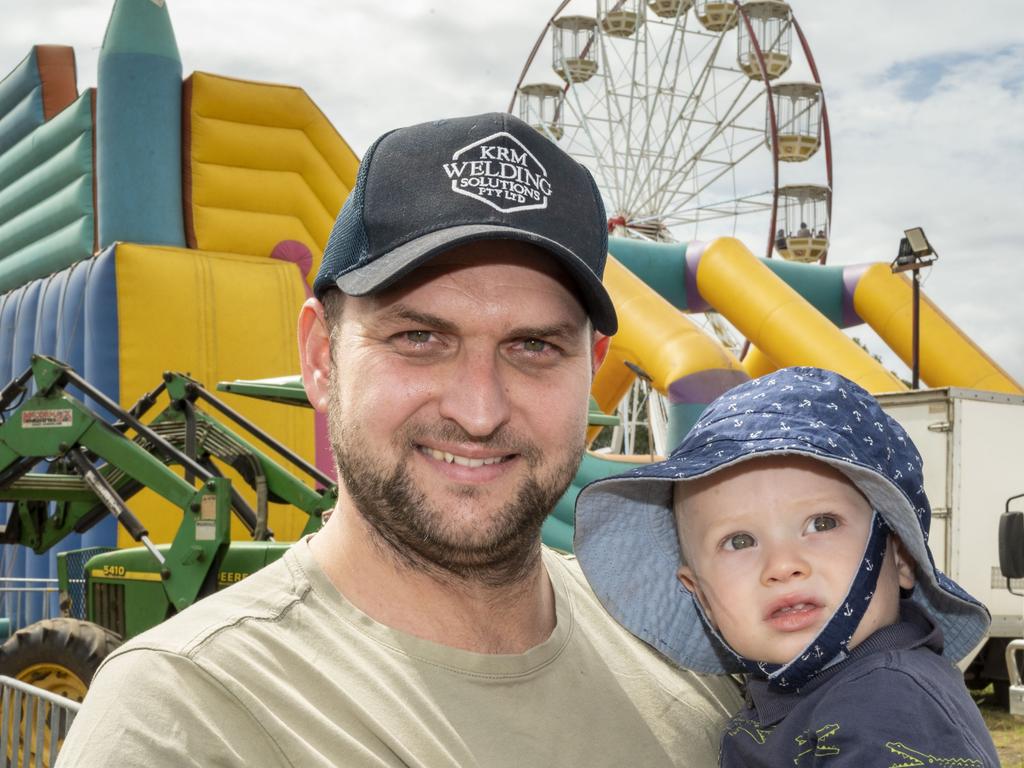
[
  {"left": 0, "top": 619, "right": 120, "bottom": 764},
  {"left": 0, "top": 617, "right": 121, "bottom": 702}
]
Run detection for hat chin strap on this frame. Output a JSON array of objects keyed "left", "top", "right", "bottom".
[{"left": 698, "top": 511, "right": 891, "bottom": 692}]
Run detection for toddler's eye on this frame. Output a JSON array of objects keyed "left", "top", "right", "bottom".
[
  {"left": 724, "top": 533, "right": 756, "bottom": 551},
  {"left": 809, "top": 515, "right": 838, "bottom": 533}
]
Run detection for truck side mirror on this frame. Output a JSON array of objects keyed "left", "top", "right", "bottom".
[{"left": 999, "top": 509, "right": 1024, "bottom": 580}]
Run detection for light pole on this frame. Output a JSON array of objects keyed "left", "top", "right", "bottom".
[{"left": 890, "top": 227, "right": 938, "bottom": 389}]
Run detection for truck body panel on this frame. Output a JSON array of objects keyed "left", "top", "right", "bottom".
[{"left": 876, "top": 387, "right": 1024, "bottom": 666}]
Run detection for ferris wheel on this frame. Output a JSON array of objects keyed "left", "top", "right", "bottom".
[
  {"left": 510, "top": 0, "right": 833, "bottom": 262},
  {"left": 510, "top": 1, "right": 833, "bottom": 454}
]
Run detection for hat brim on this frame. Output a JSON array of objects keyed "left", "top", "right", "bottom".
[
  {"left": 332, "top": 224, "right": 618, "bottom": 335},
  {"left": 574, "top": 444, "right": 991, "bottom": 674}
]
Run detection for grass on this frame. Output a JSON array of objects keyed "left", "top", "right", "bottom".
[{"left": 975, "top": 687, "right": 1024, "bottom": 767}]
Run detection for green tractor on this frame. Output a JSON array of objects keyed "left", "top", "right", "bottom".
[{"left": 0, "top": 355, "right": 335, "bottom": 702}]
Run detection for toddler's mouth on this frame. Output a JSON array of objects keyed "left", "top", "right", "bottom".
[
  {"left": 765, "top": 598, "right": 823, "bottom": 631},
  {"left": 771, "top": 602, "right": 814, "bottom": 618}
]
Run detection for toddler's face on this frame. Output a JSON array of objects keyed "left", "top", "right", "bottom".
[{"left": 674, "top": 456, "right": 914, "bottom": 665}]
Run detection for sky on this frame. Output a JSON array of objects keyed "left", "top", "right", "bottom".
[{"left": 2, "top": 0, "right": 1022, "bottom": 385}]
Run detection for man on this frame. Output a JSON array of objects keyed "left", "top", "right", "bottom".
[{"left": 57, "top": 113, "right": 740, "bottom": 767}]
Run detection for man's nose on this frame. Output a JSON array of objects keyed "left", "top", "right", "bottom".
[
  {"left": 760, "top": 541, "right": 810, "bottom": 585},
  {"left": 437, "top": 348, "right": 512, "bottom": 438}
]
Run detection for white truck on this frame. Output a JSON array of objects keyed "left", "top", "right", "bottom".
[{"left": 875, "top": 386, "right": 1024, "bottom": 706}]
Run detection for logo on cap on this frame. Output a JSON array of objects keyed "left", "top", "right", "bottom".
[{"left": 442, "top": 132, "right": 552, "bottom": 213}]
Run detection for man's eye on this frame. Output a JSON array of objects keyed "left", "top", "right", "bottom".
[
  {"left": 523, "top": 338, "right": 550, "bottom": 353},
  {"left": 403, "top": 331, "right": 432, "bottom": 344},
  {"left": 723, "top": 533, "right": 755, "bottom": 551},
  {"left": 808, "top": 515, "right": 838, "bottom": 533}
]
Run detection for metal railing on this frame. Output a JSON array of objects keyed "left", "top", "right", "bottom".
[
  {"left": 0, "top": 579, "right": 59, "bottom": 633},
  {"left": 0, "top": 675, "right": 81, "bottom": 767},
  {"left": 1006, "top": 639, "right": 1024, "bottom": 717}
]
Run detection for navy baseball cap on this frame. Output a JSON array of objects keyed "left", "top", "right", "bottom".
[
  {"left": 574, "top": 367, "right": 990, "bottom": 674},
  {"left": 314, "top": 112, "right": 618, "bottom": 335}
]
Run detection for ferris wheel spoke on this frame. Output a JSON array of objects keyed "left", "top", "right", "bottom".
[
  {"left": 661, "top": 162, "right": 762, "bottom": 227},
  {"left": 596, "top": 35, "right": 638, "bottom": 210},
  {"left": 671, "top": 189, "right": 776, "bottom": 226},
  {"left": 622, "top": 15, "right": 693, "bottom": 212},
  {"left": 561, "top": 84, "right": 622, "bottom": 210},
  {"left": 641, "top": 83, "right": 761, "bottom": 216}
]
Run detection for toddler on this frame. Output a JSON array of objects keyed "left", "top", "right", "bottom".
[{"left": 575, "top": 367, "right": 998, "bottom": 766}]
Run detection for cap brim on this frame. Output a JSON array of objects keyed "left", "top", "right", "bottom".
[{"left": 333, "top": 224, "right": 618, "bottom": 335}]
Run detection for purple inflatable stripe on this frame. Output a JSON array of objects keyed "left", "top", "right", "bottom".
[
  {"left": 842, "top": 263, "right": 871, "bottom": 328},
  {"left": 684, "top": 241, "right": 712, "bottom": 314},
  {"left": 667, "top": 368, "right": 750, "bottom": 405}
]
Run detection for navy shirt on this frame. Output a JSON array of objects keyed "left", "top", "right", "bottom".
[{"left": 720, "top": 603, "right": 999, "bottom": 767}]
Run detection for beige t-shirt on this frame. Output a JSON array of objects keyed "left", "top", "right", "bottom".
[{"left": 58, "top": 541, "right": 741, "bottom": 767}]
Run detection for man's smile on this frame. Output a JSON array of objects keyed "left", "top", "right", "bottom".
[{"left": 417, "top": 445, "right": 514, "bottom": 468}]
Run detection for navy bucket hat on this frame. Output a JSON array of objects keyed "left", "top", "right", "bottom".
[{"left": 574, "top": 367, "right": 990, "bottom": 676}]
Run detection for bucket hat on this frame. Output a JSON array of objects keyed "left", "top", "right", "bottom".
[
  {"left": 574, "top": 367, "right": 990, "bottom": 676},
  {"left": 313, "top": 112, "right": 617, "bottom": 334}
]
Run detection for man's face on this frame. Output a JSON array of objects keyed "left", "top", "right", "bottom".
[
  {"left": 675, "top": 456, "right": 913, "bottom": 664},
  {"left": 312, "top": 240, "right": 605, "bottom": 585}
]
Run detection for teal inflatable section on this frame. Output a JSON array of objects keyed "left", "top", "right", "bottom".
[
  {"left": 607, "top": 238, "right": 690, "bottom": 309},
  {"left": 0, "top": 92, "right": 95, "bottom": 291},
  {"left": 0, "top": 49, "right": 47, "bottom": 157}
]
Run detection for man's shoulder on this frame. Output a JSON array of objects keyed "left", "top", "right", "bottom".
[
  {"left": 543, "top": 546, "right": 744, "bottom": 714},
  {"left": 107, "top": 545, "right": 307, "bottom": 662}
]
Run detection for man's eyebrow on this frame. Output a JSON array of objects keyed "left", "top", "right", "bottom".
[
  {"left": 510, "top": 322, "right": 583, "bottom": 340},
  {"left": 374, "top": 305, "right": 458, "bottom": 334},
  {"left": 373, "top": 306, "right": 584, "bottom": 341}
]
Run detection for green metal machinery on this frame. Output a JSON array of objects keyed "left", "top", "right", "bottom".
[{"left": 0, "top": 355, "right": 336, "bottom": 700}]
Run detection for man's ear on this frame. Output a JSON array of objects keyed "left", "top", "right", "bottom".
[
  {"left": 297, "top": 297, "right": 332, "bottom": 413},
  {"left": 592, "top": 332, "right": 611, "bottom": 376},
  {"left": 893, "top": 537, "right": 917, "bottom": 591}
]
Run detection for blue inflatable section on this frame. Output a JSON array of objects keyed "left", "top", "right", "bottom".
[{"left": 0, "top": 249, "right": 119, "bottom": 628}]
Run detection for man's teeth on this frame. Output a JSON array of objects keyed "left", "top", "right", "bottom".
[{"left": 422, "top": 447, "right": 505, "bottom": 467}]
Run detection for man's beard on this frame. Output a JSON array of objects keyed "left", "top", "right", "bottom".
[{"left": 327, "top": 389, "right": 584, "bottom": 589}]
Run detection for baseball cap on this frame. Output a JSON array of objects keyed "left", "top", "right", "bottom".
[
  {"left": 314, "top": 112, "right": 617, "bottom": 335},
  {"left": 574, "top": 367, "right": 990, "bottom": 674}
]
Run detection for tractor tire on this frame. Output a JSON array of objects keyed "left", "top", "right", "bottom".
[{"left": 0, "top": 618, "right": 122, "bottom": 702}]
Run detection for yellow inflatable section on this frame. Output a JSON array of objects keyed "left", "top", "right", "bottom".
[
  {"left": 592, "top": 255, "right": 747, "bottom": 444},
  {"left": 696, "top": 238, "right": 907, "bottom": 393},
  {"left": 853, "top": 263, "right": 1021, "bottom": 394},
  {"left": 112, "top": 243, "right": 314, "bottom": 545},
  {"left": 183, "top": 71, "right": 359, "bottom": 281},
  {"left": 595, "top": 255, "right": 745, "bottom": 406}
]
